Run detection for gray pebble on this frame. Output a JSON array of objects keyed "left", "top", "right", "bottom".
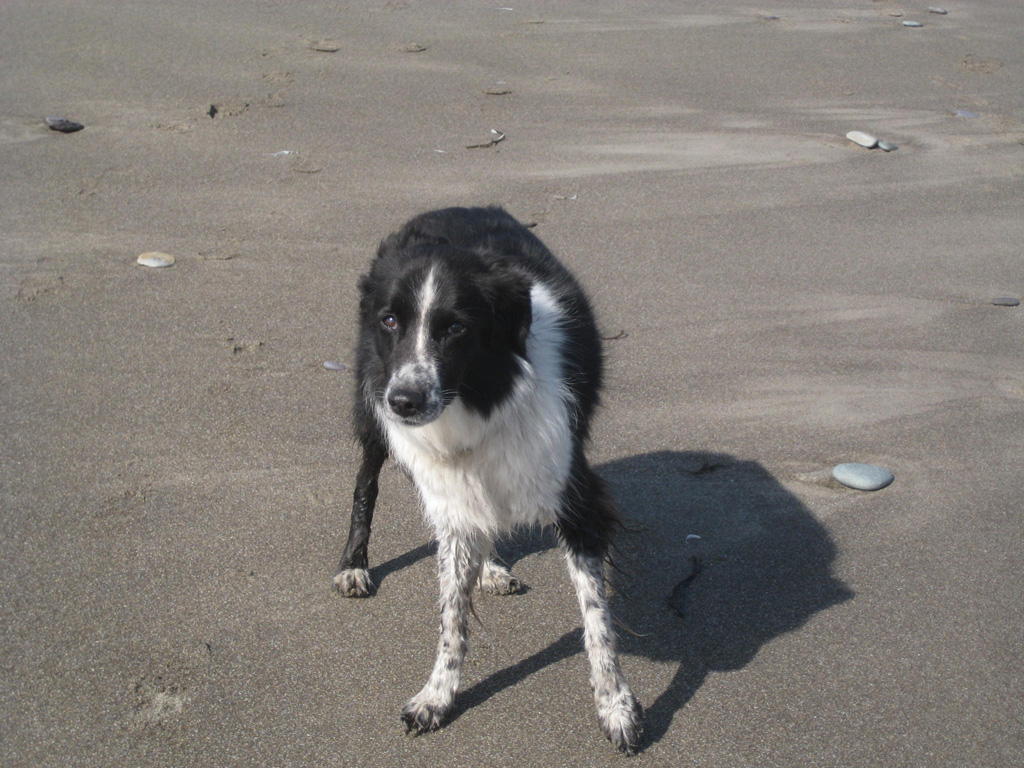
[
  {"left": 45, "top": 116, "right": 84, "bottom": 133},
  {"left": 832, "top": 463, "right": 894, "bottom": 491},
  {"left": 877, "top": 140, "right": 898, "bottom": 152},
  {"left": 322, "top": 361, "right": 347, "bottom": 371},
  {"left": 992, "top": 297, "right": 1020, "bottom": 307},
  {"left": 902, "top": 20, "right": 923, "bottom": 27},
  {"left": 956, "top": 109, "right": 980, "bottom": 118},
  {"left": 685, "top": 534, "right": 702, "bottom": 544},
  {"left": 928, "top": 7, "right": 948, "bottom": 14}
]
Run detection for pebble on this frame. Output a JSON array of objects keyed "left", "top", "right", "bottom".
[
  {"left": 136, "top": 252, "right": 175, "bottom": 268},
  {"left": 685, "top": 534, "right": 702, "bottom": 544},
  {"left": 310, "top": 41, "right": 340, "bottom": 52},
  {"left": 992, "top": 297, "right": 1020, "bottom": 307},
  {"left": 846, "top": 131, "right": 878, "bottom": 149},
  {"left": 929, "top": 7, "right": 948, "bottom": 14},
  {"left": 466, "top": 129, "right": 506, "bottom": 149},
  {"left": 877, "top": 140, "right": 898, "bottom": 152},
  {"left": 902, "top": 20, "right": 923, "bottom": 27},
  {"left": 322, "top": 361, "right": 347, "bottom": 371},
  {"left": 956, "top": 109, "right": 980, "bottom": 118},
  {"left": 45, "top": 116, "right": 84, "bottom": 133},
  {"left": 832, "top": 463, "right": 894, "bottom": 491}
]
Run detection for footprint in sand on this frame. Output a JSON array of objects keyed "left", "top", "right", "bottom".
[{"left": 960, "top": 54, "right": 1002, "bottom": 74}]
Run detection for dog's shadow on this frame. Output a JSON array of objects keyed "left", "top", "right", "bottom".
[
  {"left": 372, "top": 450, "right": 852, "bottom": 750},
  {"left": 603, "top": 451, "right": 853, "bottom": 748}
]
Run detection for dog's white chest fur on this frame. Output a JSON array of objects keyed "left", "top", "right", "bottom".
[{"left": 379, "top": 283, "right": 573, "bottom": 537}]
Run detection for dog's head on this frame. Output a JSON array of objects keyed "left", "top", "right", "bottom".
[{"left": 359, "top": 244, "right": 533, "bottom": 427}]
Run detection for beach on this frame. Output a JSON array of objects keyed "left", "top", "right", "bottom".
[{"left": 2, "top": 2, "right": 1022, "bottom": 766}]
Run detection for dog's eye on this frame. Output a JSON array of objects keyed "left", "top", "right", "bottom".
[
  {"left": 381, "top": 314, "right": 398, "bottom": 331},
  {"left": 446, "top": 321, "right": 466, "bottom": 336}
]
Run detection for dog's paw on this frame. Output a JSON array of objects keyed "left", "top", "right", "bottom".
[
  {"left": 333, "top": 568, "right": 374, "bottom": 597},
  {"left": 597, "top": 690, "right": 644, "bottom": 754},
  {"left": 401, "top": 691, "right": 451, "bottom": 734},
  {"left": 479, "top": 559, "right": 522, "bottom": 595}
]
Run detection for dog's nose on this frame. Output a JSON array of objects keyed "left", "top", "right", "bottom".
[{"left": 387, "top": 387, "right": 427, "bottom": 419}]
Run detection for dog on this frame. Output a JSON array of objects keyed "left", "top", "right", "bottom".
[{"left": 333, "top": 206, "right": 643, "bottom": 753}]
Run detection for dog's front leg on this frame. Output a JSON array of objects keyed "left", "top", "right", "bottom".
[
  {"left": 563, "top": 545, "right": 644, "bottom": 753},
  {"left": 402, "top": 530, "right": 483, "bottom": 733},
  {"left": 334, "top": 437, "right": 387, "bottom": 597},
  {"left": 557, "top": 466, "right": 643, "bottom": 753}
]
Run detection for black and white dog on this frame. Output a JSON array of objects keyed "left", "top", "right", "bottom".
[{"left": 333, "top": 206, "right": 643, "bottom": 752}]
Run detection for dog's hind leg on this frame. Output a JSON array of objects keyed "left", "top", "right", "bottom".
[
  {"left": 479, "top": 542, "right": 523, "bottom": 595},
  {"left": 557, "top": 466, "right": 644, "bottom": 754},
  {"left": 334, "top": 437, "right": 387, "bottom": 597},
  {"left": 402, "top": 530, "right": 484, "bottom": 733}
]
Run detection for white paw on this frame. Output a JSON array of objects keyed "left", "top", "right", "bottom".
[
  {"left": 597, "top": 690, "right": 644, "bottom": 754},
  {"left": 401, "top": 687, "right": 452, "bottom": 734},
  {"left": 333, "top": 568, "right": 374, "bottom": 597},
  {"left": 479, "top": 559, "right": 522, "bottom": 595}
]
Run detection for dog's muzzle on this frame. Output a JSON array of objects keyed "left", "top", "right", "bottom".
[{"left": 384, "top": 365, "right": 444, "bottom": 425}]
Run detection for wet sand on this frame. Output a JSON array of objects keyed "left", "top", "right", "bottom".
[{"left": 2, "top": 2, "right": 1022, "bottom": 766}]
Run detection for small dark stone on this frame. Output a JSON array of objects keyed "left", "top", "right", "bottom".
[
  {"left": 45, "top": 116, "right": 84, "bottom": 133},
  {"left": 992, "top": 297, "right": 1020, "bottom": 307}
]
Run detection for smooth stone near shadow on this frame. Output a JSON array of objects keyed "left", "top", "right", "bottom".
[
  {"left": 833, "top": 463, "right": 894, "bottom": 491},
  {"left": 877, "top": 140, "right": 898, "bottom": 152},
  {"left": 902, "top": 20, "right": 923, "bottom": 27},
  {"left": 992, "top": 297, "right": 1020, "bottom": 307}
]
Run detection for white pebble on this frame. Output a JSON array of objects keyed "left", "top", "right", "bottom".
[
  {"left": 136, "top": 252, "right": 175, "bottom": 268},
  {"left": 686, "top": 534, "right": 702, "bottom": 544},
  {"left": 902, "top": 20, "right": 923, "bottom": 27},
  {"left": 877, "top": 140, "right": 898, "bottom": 152},
  {"left": 928, "top": 7, "right": 948, "bottom": 14},
  {"left": 322, "top": 361, "right": 347, "bottom": 371},
  {"left": 846, "top": 131, "right": 878, "bottom": 149},
  {"left": 832, "top": 463, "right": 894, "bottom": 491}
]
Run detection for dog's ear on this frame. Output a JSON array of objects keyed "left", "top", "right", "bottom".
[
  {"left": 483, "top": 267, "right": 533, "bottom": 358},
  {"left": 357, "top": 271, "right": 379, "bottom": 322}
]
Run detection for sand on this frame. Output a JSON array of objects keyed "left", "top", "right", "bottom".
[{"left": 2, "top": 2, "right": 1022, "bottom": 766}]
